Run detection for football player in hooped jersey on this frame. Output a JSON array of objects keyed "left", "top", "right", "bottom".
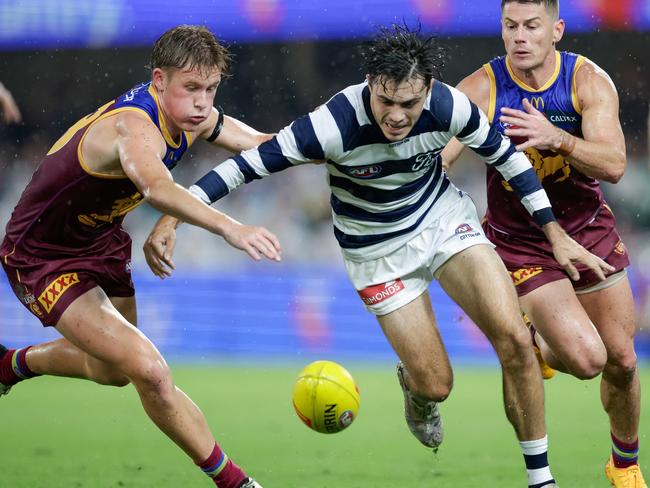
[
  {"left": 441, "top": 1, "right": 647, "bottom": 487},
  {"left": 146, "top": 24, "right": 614, "bottom": 487},
  {"left": 0, "top": 26, "right": 277, "bottom": 488}
]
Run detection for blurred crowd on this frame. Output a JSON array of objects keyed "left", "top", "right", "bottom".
[{"left": 1, "top": 32, "right": 649, "bottom": 331}]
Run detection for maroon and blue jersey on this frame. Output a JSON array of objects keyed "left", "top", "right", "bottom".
[
  {"left": 483, "top": 51, "right": 604, "bottom": 239},
  {"left": 2, "top": 82, "right": 194, "bottom": 258}
]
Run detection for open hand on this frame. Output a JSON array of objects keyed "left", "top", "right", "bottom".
[
  {"left": 223, "top": 222, "right": 282, "bottom": 262},
  {"left": 550, "top": 230, "right": 615, "bottom": 281},
  {"left": 500, "top": 99, "right": 564, "bottom": 152}
]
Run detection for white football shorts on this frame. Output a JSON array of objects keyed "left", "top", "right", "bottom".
[{"left": 343, "top": 188, "right": 493, "bottom": 316}]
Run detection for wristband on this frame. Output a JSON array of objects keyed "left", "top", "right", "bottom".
[{"left": 206, "top": 106, "right": 224, "bottom": 143}]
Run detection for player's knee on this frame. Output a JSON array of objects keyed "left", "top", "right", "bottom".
[
  {"left": 605, "top": 347, "right": 638, "bottom": 381},
  {"left": 493, "top": 326, "right": 531, "bottom": 366},
  {"left": 129, "top": 355, "right": 174, "bottom": 396},
  {"left": 568, "top": 341, "right": 607, "bottom": 380},
  {"left": 570, "top": 358, "right": 604, "bottom": 380},
  {"left": 413, "top": 372, "right": 453, "bottom": 402}
]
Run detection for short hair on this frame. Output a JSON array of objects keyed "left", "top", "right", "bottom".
[
  {"left": 360, "top": 23, "right": 446, "bottom": 88},
  {"left": 149, "top": 25, "right": 232, "bottom": 76},
  {"left": 501, "top": 0, "right": 560, "bottom": 20}
]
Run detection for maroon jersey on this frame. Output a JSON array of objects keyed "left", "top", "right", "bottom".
[
  {"left": 483, "top": 52, "right": 603, "bottom": 239},
  {"left": 2, "top": 82, "right": 192, "bottom": 257},
  {"left": 1, "top": 82, "right": 194, "bottom": 326}
]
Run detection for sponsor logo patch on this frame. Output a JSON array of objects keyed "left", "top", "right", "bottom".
[
  {"left": 346, "top": 165, "right": 382, "bottom": 178},
  {"left": 358, "top": 279, "right": 405, "bottom": 306},
  {"left": 614, "top": 240, "right": 626, "bottom": 255},
  {"left": 510, "top": 267, "right": 543, "bottom": 286},
  {"left": 338, "top": 410, "right": 355, "bottom": 428},
  {"left": 13, "top": 283, "right": 44, "bottom": 318},
  {"left": 529, "top": 96, "right": 545, "bottom": 110},
  {"left": 454, "top": 223, "right": 482, "bottom": 241},
  {"left": 38, "top": 273, "right": 80, "bottom": 313}
]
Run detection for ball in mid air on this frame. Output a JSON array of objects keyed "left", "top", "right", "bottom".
[{"left": 292, "top": 360, "right": 360, "bottom": 434}]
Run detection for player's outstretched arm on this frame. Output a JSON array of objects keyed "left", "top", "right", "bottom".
[
  {"left": 499, "top": 60, "right": 626, "bottom": 183},
  {"left": 116, "top": 112, "right": 281, "bottom": 271},
  {"left": 144, "top": 109, "right": 277, "bottom": 277},
  {"left": 198, "top": 106, "right": 274, "bottom": 153},
  {"left": 0, "top": 81, "right": 22, "bottom": 124}
]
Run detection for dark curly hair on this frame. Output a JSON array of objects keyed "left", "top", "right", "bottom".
[{"left": 360, "top": 23, "right": 446, "bottom": 89}]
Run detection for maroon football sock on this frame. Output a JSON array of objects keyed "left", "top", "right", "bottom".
[
  {"left": 196, "top": 443, "right": 248, "bottom": 488},
  {"left": 0, "top": 346, "right": 39, "bottom": 386}
]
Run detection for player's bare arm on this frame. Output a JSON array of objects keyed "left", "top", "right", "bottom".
[
  {"left": 113, "top": 111, "right": 281, "bottom": 273},
  {"left": 198, "top": 107, "right": 273, "bottom": 152},
  {"left": 0, "top": 81, "right": 22, "bottom": 124},
  {"left": 440, "top": 68, "right": 491, "bottom": 172},
  {"left": 144, "top": 111, "right": 276, "bottom": 277},
  {"left": 500, "top": 60, "right": 626, "bottom": 183}
]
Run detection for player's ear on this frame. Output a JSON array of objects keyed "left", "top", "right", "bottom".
[
  {"left": 152, "top": 68, "right": 167, "bottom": 92},
  {"left": 366, "top": 74, "right": 373, "bottom": 90},
  {"left": 552, "top": 19, "right": 565, "bottom": 45}
]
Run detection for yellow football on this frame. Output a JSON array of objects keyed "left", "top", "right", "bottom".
[{"left": 292, "top": 360, "right": 360, "bottom": 434}]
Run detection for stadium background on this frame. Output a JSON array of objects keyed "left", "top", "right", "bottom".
[
  {"left": 1, "top": 2, "right": 650, "bottom": 487},
  {"left": 1, "top": 0, "right": 648, "bottom": 364}
]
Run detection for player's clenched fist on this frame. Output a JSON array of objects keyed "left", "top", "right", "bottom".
[{"left": 143, "top": 222, "right": 177, "bottom": 279}]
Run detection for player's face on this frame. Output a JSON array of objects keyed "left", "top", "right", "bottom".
[
  {"left": 368, "top": 76, "right": 431, "bottom": 142},
  {"left": 153, "top": 65, "right": 222, "bottom": 134},
  {"left": 501, "top": 2, "right": 564, "bottom": 71}
]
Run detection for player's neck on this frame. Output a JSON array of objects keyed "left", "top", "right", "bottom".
[
  {"left": 508, "top": 50, "right": 558, "bottom": 90},
  {"left": 157, "top": 103, "right": 183, "bottom": 141}
]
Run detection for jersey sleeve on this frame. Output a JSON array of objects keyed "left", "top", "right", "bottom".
[
  {"left": 190, "top": 103, "right": 342, "bottom": 204},
  {"left": 448, "top": 86, "right": 555, "bottom": 227}
]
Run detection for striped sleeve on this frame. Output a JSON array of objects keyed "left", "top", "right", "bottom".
[
  {"left": 448, "top": 86, "right": 555, "bottom": 227},
  {"left": 190, "top": 104, "right": 341, "bottom": 204}
]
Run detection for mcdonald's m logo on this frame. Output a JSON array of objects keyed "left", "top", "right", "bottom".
[{"left": 529, "top": 97, "right": 545, "bottom": 110}]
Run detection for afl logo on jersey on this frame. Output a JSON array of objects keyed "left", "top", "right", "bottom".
[{"left": 346, "top": 165, "right": 382, "bottom": 179}]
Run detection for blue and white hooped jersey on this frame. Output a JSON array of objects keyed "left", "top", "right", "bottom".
[{"left": 191, "top": 80, "right": 553, "bottom": 262}]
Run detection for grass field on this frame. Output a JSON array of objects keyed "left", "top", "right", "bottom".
[{"left": 1, "top": 364, "right": 648, "bottom": 487}]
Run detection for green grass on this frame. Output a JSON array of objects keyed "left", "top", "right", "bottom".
[{"left": 1, "top": 365, "right": 648, "bottom": 487}]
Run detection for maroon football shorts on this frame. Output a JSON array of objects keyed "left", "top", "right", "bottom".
[
  {"left": 1, "top": 231, "right": 134, "bottom": 327},
  {"left": 484, "top": 205, "right": 630, "bottom": 297}
]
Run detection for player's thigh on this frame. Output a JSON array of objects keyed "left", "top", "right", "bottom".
[
  {"left": 577, "top": 274, "right": 637, "bottom": 365},
  {"left": 56, "top": 286, "right": 160, "bottom": 370},
  {"left": 110, "top": 295, "right": 137, "bottom": 326},
  {"left": 436, "top": 244, "right": 522, "bottom": 342},
  {"left": 519, "top": 279, "right": 605, "bottom": 363},
  {"left": 377, "top": 290, "right": 452, "bottom": 384}
]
